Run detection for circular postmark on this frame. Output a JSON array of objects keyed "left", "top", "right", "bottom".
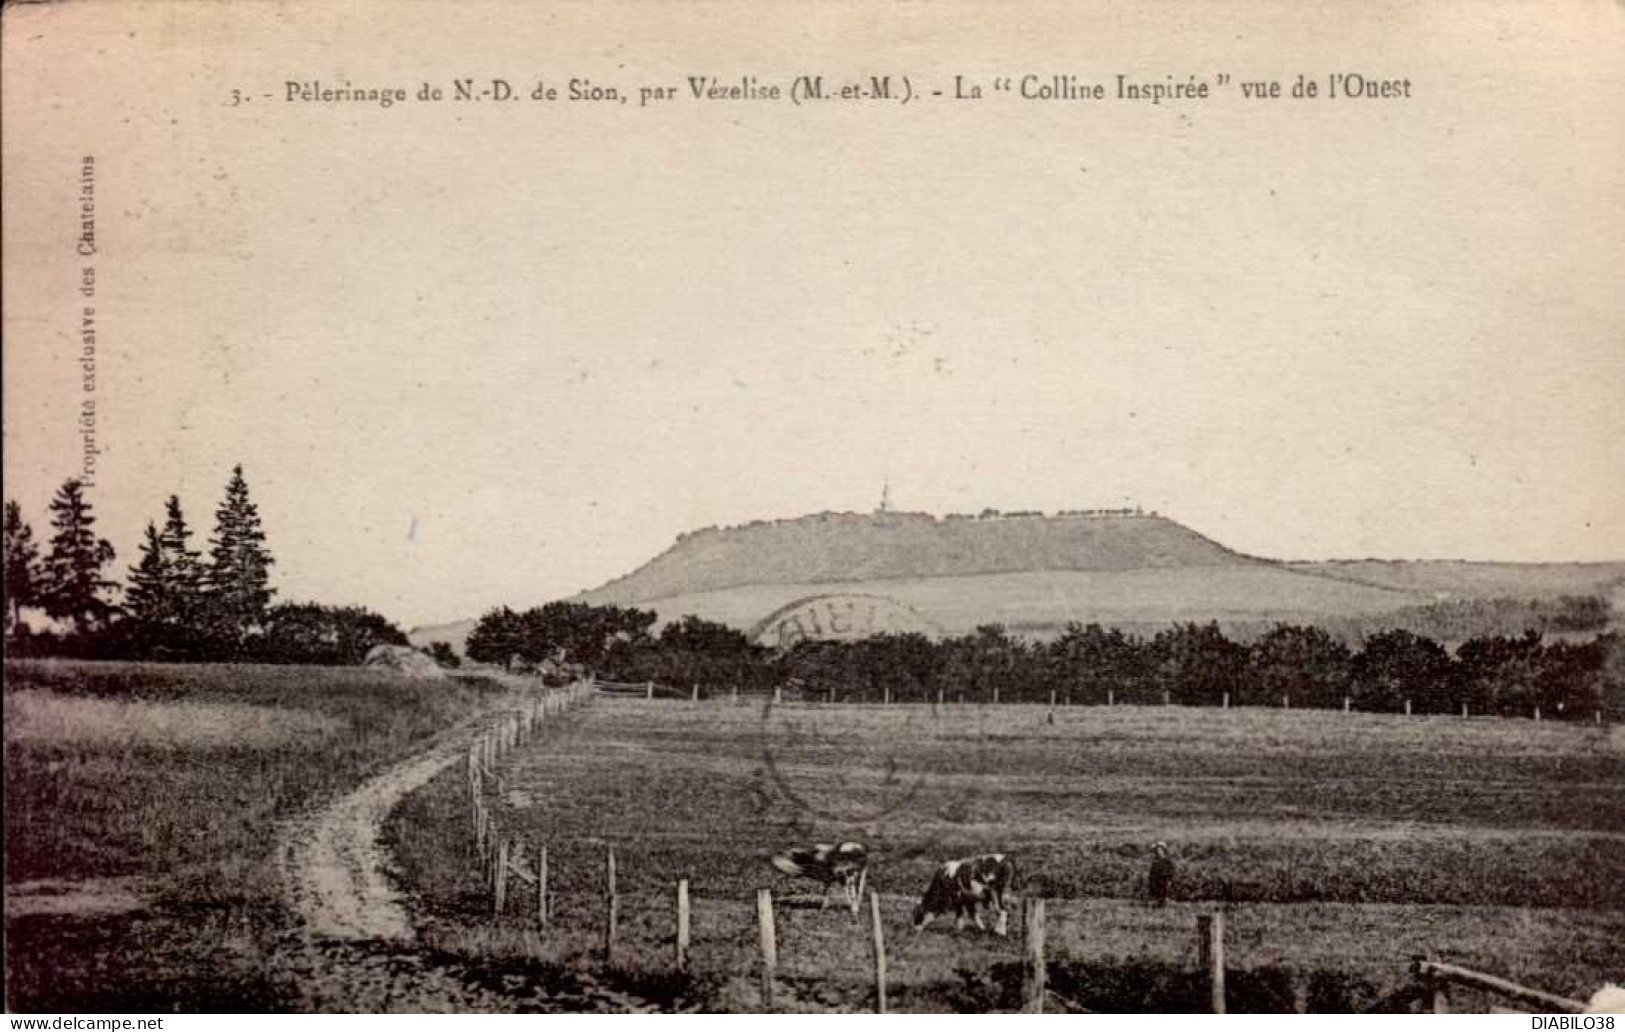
[{"left": 750, "top": 684, "right": 1048, "bottom": 864}]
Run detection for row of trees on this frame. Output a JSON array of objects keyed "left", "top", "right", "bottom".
[
  {"left": 462, "top": 603, "right": 774, "bottom": 689},
  {"left": 5, "top": 481, "right": 117, "bottom": 633},
  {"left": 462, "top": 602, "right": 1623, "bottom": 720},
  {"left": 773, "top": 622, "right": 1621, "bottom": 719},
  {"left": 4, "top": 468, "right": 407, "bottom": 664}
]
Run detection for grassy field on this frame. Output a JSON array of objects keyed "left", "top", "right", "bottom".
[
  {"left": 1286, "top": 560, "right": 1625, "bottom": 601},
  {"left": 3, "top": 659, "right": 504, "bottom": 1011},
  {"left": 391, "top": 698, "right": 1625, "bottom": 1011}
]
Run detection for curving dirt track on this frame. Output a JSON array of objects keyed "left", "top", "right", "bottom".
[
  {"left": 270, "top": 689, "right": 691, "bottom": 1012},
  {"left": 277, "top": 731, "right": 467, "bottom": 943}
]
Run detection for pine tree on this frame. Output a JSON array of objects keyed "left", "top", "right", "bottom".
[
  {"left": 125, "top": 522, "right": 170, "bottom": 625},
  {"left": 205, "top": 465, "right": 275, "bottom": 640},
  {"left": 4, "top": 500, "right": 44, "bottom": 630},
  {"left": 43, "top": 479, "right": 118, "bottom": 633},
  {"left": 158, "top": 494, "right": 205, "bottom": 626}
]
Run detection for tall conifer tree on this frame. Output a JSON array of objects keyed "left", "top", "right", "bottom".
[
  {"left": 43, "top": 479, "right": 117, "bottom": 632},
  {"left": 206, "top": 466, "right": 275, "bottom": 639},
  {"left": 159, "top": 495, "right": 205, "bottom": 626},
  {"left": 125, "top": 522, "right": 170, "bottom": 625},
  {"left": 4, "top": 500, "right": 44, "bottom": 630}
]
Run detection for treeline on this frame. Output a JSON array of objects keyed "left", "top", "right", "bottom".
[
  {"left": 772, "top": 623, "right": 1622, "bottom": 719},
  {"left": 4, "top": 468, "right": 409, "bottom": 665},
  {"left": 672, "top": 506, "right": 1151, "bottom": 541},
  {"left": 465, "top": 603, "right": 775, "bottom": 691},
  {"left": 466, "top": 603, "right": 1624, "bottom": 720}
]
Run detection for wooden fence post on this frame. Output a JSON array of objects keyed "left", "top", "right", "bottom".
[
  {"left": 1198, "top": 912, "right": 1225, "bottom": 1014},
  {"left": 883, "top": 684, "right": 891, "bottom": 705},
  {"left": 1418, "top": 954, "right": 1450, "bottom": 1013},
  {"left": 537, "top": 843, "right": 549, "bottom": 930},
  {"left": 936, "top": 687, "right": 945, "bottom": 708},
  {"left": 757, "top": 888, "right": 777, "bottom": 1011},
  {"left": 1410, "top": 957, "right": 1584, "bottom": 1012},
  {"left": 1108, "top": 688, "right": 1115, "bottom": 707},
  {"left": 1344, "top": 695, "right": 1352, "bottom": 713},
  {"left": 1024, "top": 898, "right": 1046, "bottom": 1013},
  {"left": 1405, "top": 698, "right": 1412, "bottom": 716},
  {"left": 1049, "top": 688, "right": 1057, "bottom": 709},
  {"left": 1461, "top": 702, "right": 1469, "bottom": 718},
  {"left": 732, "top": 683, "right": 739, "bottom": 704},
  {"left": 992, "top": 683, "right": 1000, "bottom": 705},
  {"left": 605, "top": 847, "right": 619, "bottom": 964},
  {"left": 774, "top": 685, "right": 783, "bottom": 705},
  {"left": 869, "top": 889, "right": 888, "bottom": 1014},
  {"left": 1162, "top": 689, "right": 1171, "bottom": 707},
  {"left": 1534, "top": 706, "right": 1541, "bottom": 722},
  {"left": 1597, "top": 710, "right": 1604, "bottom": 726},
  {"left": 646, "top": 680, "right": 654, "bottom": 700},
  {"left": 1282, "top": 693, "right": 1290, "bottom": 710},
  {"left": 692, "top": 683, "right": 699, "bottom": 702},
  {"left": 1222, "top": 691, "right": 1229, "bottom": 710},
  {"left": 494, "top": 839, "right": 510, "bottom": 918},
  {"left": 676, "top": 878, "right": 690, "bottom": 973}
]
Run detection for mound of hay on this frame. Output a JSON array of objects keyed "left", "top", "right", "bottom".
[{"left": 363, "top": 644, "right": 447, "bottom": 680}]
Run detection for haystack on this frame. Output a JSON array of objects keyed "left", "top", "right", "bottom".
[{"left": 363, "top": 643, "right": 447, "bottom": 680}]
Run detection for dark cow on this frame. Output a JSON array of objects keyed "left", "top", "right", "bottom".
[
  {"left": 912, "top": 854, "right": 1016, "bottom": 935},
  {"left": 770, "top": 841, "right": 869, "bottom": 913}
]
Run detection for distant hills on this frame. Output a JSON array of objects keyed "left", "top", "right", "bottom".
[{"left": 409, "top": 510, "right": 1625, "bottom": 652}]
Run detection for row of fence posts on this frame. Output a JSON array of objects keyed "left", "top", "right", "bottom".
[
  {"left": 480, "top": 845, "right": 1565, "bottom": 1018},
  {"left": 754, "top": 889, "right": 1229, "bottom": 1015},
  {"left": 469, "top": 679, "right": 595, "bottom": 926},
  {"left": 751, "top": 683, "right": 1601, "bottom": 724},
  {"left": 476, "top": 807, "right": 1239, "bottom": 1017}
]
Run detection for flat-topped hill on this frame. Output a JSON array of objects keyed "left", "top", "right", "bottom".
[
  {"left": 407, "top": 511, "right": 1622, "bottom": 652},
  {"left": 577, "top": 510, "right": 1257, "bottom": 606}
]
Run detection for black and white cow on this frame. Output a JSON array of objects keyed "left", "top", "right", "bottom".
[
  {"left": 770, "top": 841, "right": 869, "bottom": 913},
  {"left": 912, "top": 854, "right": 1016, "bottom": 935}
]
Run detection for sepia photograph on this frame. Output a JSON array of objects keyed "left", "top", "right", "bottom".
[{"left": 3, "top": 0, "right": 1623, "bottom": 1016}]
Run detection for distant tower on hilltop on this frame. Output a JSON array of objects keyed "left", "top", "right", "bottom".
[{"left": 876, "top": 479, "right": 892, "bottom": 514}]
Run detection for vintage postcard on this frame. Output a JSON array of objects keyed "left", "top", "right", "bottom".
[{"left": 3, "top": 0, "right": 1622, "bottom": 1016}]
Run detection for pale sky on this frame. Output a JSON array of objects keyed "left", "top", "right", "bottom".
[{"left": 4, "top": 1, "right": 1623, "bottom": 628}]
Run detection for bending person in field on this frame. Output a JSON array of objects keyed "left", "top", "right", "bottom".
[{"left": 1147, "top": 841, "right": 1177, "bottom": 906}]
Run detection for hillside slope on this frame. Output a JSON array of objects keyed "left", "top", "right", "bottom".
[
  {"left": 594, "top": 566, "right": 1422, "bottom": 642},
  {"left": 1286, "top": 560, "right": 1625, "bottom": 600},
  {"left": 578, "top": 511, "right": 1257, "bottom": 606}
]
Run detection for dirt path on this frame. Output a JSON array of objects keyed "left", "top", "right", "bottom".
[
  {"left": 278, "top": 729, "right": 469, "bottom": 942},
  {"left": 269, "top": 686, "right": 688, "bottom": 1011}
]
